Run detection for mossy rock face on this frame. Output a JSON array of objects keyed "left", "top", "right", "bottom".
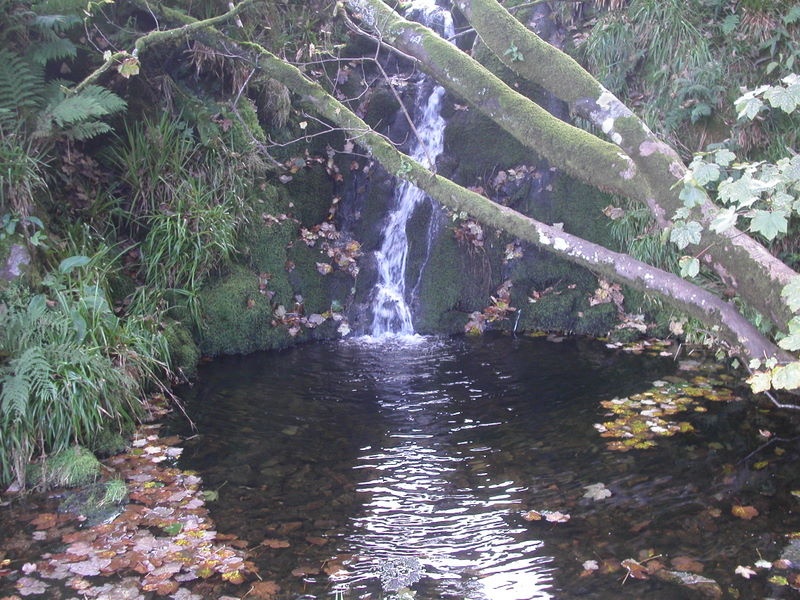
[
  {"left": 162, "top": 320, "right": 200, "bottom": 379},
  {"left": 198, "top": 264, "right": 289, "bottom": 356},
  {"left": 284, "top": 165, "right": 336, "bottom": 226},
  {"left": 412, "top": 219, "right": 463, "bottom": 333},
  {"left": 441, "top": 110, "right": 532, "bottom": 187},
  {"left": 363, "top": 86, "right": 402, "bottom": 130},
  {"left": 516, "top": 288, "right": 584, "bottom": 332},
  {"left": 241, "top": 218, "right": 296, "bottom": 309},
  {"left": 574, "top": 302, "right": 619, "bottom": 336}
]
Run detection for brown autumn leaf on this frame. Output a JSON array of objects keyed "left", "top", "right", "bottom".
[
  {"left": 671, "top": 556, "right": 704, "bottom": 573},
  {"left": 248, "top": 580, "right": 281, "bottom": 599},
  {"left": 731, "top": 505, "right": 759, "bottom": 520},
  {"left": 621, "top": 558, "right": 650, "bottom": 580},
  {"left": 30, "top": 513, "right": 58, "bottom": 530},
  {"left": 522, "top": 510, "right": 542, "bottom": 521},
  {"left": 261, "top": 538, "right": 290, "bottom": 549},
  {"left": 306, "top": 536, "right": 328, "bottom": 546}
]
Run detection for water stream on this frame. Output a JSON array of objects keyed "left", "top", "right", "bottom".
[
  {"left": 369, "top": 0, "right": 453, "bottom": 336},
  {"left": 171, "top": 334, "right": 800, "bottom": 599}
]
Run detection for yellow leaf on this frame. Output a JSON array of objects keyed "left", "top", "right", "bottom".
[
  {"left": 747, "top": 371, "right": 772, "bottom": 394},
  {"left": 731, "top": 505, "right": 759, "bottom": 520}
]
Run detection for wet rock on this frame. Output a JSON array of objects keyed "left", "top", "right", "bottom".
[
  {"left": 0, "top": 243, "right": 31, "bottom": 281},
  {"left": 653, "top": 569, "right": 723, "bottom": 599}
]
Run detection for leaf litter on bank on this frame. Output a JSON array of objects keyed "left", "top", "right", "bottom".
[{"left": 4, "top": 422, "right": 257, "bottom": 598}]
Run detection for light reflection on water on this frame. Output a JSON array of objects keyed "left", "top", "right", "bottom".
[
  {"left": 173, "top": 333, "right": 800, "bottom": 600},
  {"left": 340, "top": 337, "right": 552, "bottom": 599}
]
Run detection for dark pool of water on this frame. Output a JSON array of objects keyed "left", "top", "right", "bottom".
[{"left": 172, "top": 333, "right": 800, "bottom": 599}]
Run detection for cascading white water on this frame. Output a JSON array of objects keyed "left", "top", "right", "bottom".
[{"left": 369, "top": 1, "right": 453, "bottom": 337}]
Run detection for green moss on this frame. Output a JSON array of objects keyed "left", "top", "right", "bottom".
[
  {"left": 286, "top": 241, "right": 335, "bottom": 314},
  {"left": 88, "top": 428, "right": 128, "bottom": 457},
  {"left": 28, "top": 446, "right": 101, "bottom": 489},
  {"left": 162, "top": 320, "right": 200, "bottom": 379},
  {"left": 284, "top": 165, "right": 335, "bottom": 225},
  {"left": 442, "top": 111, "right": 531, "bottom": 186},
  {"left": 364, "top": 86, "right": 401, "bottom": 130},
  {"left": 574, "top": 302, "right": 619, "bottom": 336},
  {"left": 517, "top": 288, "right": 583, "bottom": 332},
  {"left": 198, "top": 264, "right": 289, "bottom": 355}
]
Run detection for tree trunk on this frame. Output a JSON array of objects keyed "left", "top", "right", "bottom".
[{"left": 345, "top": 0, "right": 798, "bottom": 333}]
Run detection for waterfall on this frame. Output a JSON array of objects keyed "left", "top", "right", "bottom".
[{"left": 369, "top": 1, "right": 453, "bottom": 337}]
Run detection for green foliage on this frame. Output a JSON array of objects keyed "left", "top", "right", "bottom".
[
  {"left": 27, "top": 14, "right": 80, "bottom": 66},
  {"left": 104, "top": 113, "right": 196, "bottom": 223},
  {"left": 0, "top": 133, "right": 48, "bottom": 217},
  {"left": 0, "top": 251, "right": 172, "bottom": 489},
  {"left": 100, "top": 477, "right": 127, "bottom": 506},
  {"left": 0, "top": 50, "right": 44, "bottom": 133},
  {"left": 582, "top": 0, "right": 726, "bottom": 136},
  {"left": 35, "top": 82, "right": 127, "bottom": 142},
  {"left": 503, "top": 42, "right": 524, "bottom": 62},
  {"left": 28, "top": 446, "right": 101, "bottom": 489}
]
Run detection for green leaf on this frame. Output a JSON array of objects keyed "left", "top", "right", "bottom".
[
  {"left": 771, "top": 362, "right": 800, "bottom": 391},
  {"left": 735, "top": 95, "right": 764, "bottom": 120},
  {"left": 778, "top": 154, "right": 800, "bottom": 182},
  {"left": 710, "top": 207, "right": 738, "bottom": 233},
  {"left": 670, "top": 220, "right": 703, "bottom": 250},
  {"left": 781, "top": 277, "right": 800, "bottom": 312},
  {"left": 679, "top": 183, "right": 708, "bottom": 207},
  {"left": 718, "top": 174, "right": 764, "bottom": 207},
  {"left": 679, "top": 255, "right": 700, "bottom": 278},
  {"left": 117, "top": 57, "right": 140, "bottom": 79},
  {"left": 764, "top": 84, "right": 800, "bottom": 113},
  {"left": 713, "top": 149, "right": 737, "bottom": 167},
  {"left": 779, "top": 333, "right": 800, "bottom": 351},
  {"left": 749, "top": 209, "right": 788, "bottom": 240},
  {"left": 721, "top": 14, "right": 739, "bottom": 35},
  {"left": 59, "top": 255, "right": 91, "bottom": 273},
  {"left": 747, "top": 370, "right": 772, "bottom": 394},
  {"left": 690, "top": 159, "right": 721, "bottom": 186}
]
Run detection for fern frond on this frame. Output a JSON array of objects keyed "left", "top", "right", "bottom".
[
  {"left": 0, "top": 49, "right": 44, "bottom": 131},
  {"left": 31, "top": 14, "right": 82, "bottom": 34},
  {"left": 61, "top": 120, "right": 113, "bottom": 141},
  {"left": 36, "top": 83, "right": 127, "bottom": 140},
  {"left": 28, "top": 34, "right": 78, "bottom": 66},
  {"left": 0, "top": 368, "right": 31, "bottom": 421}
]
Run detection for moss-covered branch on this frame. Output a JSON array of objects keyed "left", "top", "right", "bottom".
[
  {"left": 455, "top": 0, "right": 797, "bottom": 331},
  {"left": 74, "top": 0, "right": 254, "bottom": 92},
  {"left": 342, "top": 0, "right": 652, "bottom": 199}
]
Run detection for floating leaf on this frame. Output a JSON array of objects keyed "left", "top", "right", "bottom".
[
  {"left": 735, "top": 565, "right": 757, "bottom": 579},
  {"left": 731, "top": 505, "right": 759, "bottom": 520},
  {"left": 583, "top": 482, "right": 612, "bottom": 501}
]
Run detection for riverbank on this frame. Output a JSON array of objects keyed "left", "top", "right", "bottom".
[{"left": 0, "top": 399, "right": 271, "bottom": 600}]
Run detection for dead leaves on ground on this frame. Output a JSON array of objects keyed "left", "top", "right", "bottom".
[{"left": 6, "top": 423, "right": 257, "bottom": 598}]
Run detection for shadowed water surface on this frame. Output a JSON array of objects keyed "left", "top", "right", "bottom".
[{"left": 173, "top": 334, "right": 800, "bottom": 599}]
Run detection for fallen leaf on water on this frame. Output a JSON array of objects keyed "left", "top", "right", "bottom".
[
  {"left": 543, "top": 511, "right": 570, "bottom": 523},
  {"left": 735, "top": 565, "right": 757, "bottom": 579},
  {"left": 16, "top": 575, "right": 49, "bottom": 596},
  {"left": 248, "top": 580, "right": 281, "bottom": 598},
  {"left": 731, "top": 505, "right": 759, "bottom": 520},
  {"left": 621, "top": 558, "right": 650, "bottom": 580},
  {"left": 522, "top": 510, "right": 542, "bottom": 521},
  {"left": 30, "top": 513, "right": 58, "bottom": 530},
  {"left": 583, "top": 482, "right": 612, "bottom": 501}
]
